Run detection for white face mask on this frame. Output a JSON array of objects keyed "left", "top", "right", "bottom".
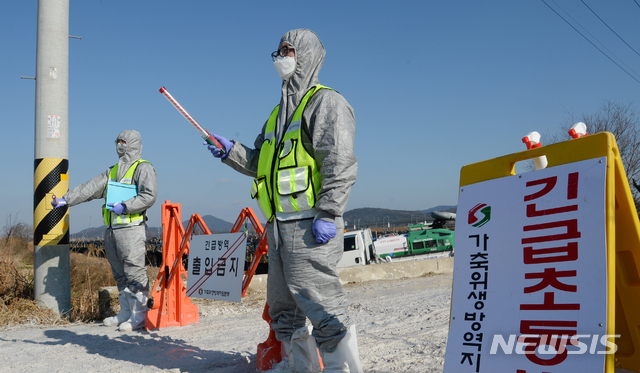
[
  {"left": 116, "top": 143, "right": 127, "bottom": 157},
  {"left": 273, "top": 56, "right": 296, "bottom": 80}
]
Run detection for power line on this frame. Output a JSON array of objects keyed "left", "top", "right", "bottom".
[
  {"left": 540, "top": 0, "right": 640, "bottom": 84},
  {"left": 581, "top": 0, "right": 640, "bottom": 58},
  {"left": 635, "top": 0, "right": 640, "bottom": 10},
  {"left": 550, "top": 0, "right": 640, "bottom": 80}
]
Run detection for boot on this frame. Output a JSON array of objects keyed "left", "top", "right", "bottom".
[
  {"left": 282, "top": 325, "right": 322, "bottom": 373},
  {"left": 118, "top": 288, "right": 149, "bottom": 331},
  {"left": 103, "top": 290, "right": 131, "bottom": 327},
  {"left": 319, "top": 324, "right": 363, "bottom": 373}
]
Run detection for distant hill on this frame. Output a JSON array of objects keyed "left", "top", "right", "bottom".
[
  {"left": 344, "top": 206, "right": 456, "bottom": 229},
  {"left": 70, "top": 207, "right": 456, "bottom": 240},
  {"left": 70, "top": 214, "right": 234, "bottom": 240},
  {"left": 70, "top": 226, "right": 110, "bottom": 241},
  {"left": 197, "top": 215, "right": 235, "bottom": 233}
]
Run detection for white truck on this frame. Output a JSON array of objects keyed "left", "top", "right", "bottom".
[{"left": 338, "top": 228, "right": 377, "bottom": 268}]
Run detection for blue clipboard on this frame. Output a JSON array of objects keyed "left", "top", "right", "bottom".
[{"left": 106, "top": 181, "right": 138, "bottom": 205}]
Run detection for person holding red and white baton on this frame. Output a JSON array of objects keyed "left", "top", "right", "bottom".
[{"left": 202, "top": 30, "right": 361, "bottom": 372}]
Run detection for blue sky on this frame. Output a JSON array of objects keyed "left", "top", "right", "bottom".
[{"left": 3, "top": 0, "right": 639, "bottom": 232}]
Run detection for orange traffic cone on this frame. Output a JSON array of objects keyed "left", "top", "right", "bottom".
[{"left": 257, "top": 303, "right": 284, "bottom": 371}]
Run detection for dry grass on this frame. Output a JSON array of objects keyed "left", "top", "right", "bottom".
[
  {"left": 0, "top": 297, "right": 68, "bottom": 328},
  {"left": 0, "top": 235, "right": 65, "bottom": 328},
  {"left": 68, "top": 249, "right": 117, "bottom": 322},
  {"left": 0, "top": 225, "right": 255, "bottom": 328},
  {"left": 0, "top": 235, "right": 120, "bottom": 328}
]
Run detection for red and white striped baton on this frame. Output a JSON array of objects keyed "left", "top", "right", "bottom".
[{"left": 159, "top": 86, "right": 225, "bottom": 155}]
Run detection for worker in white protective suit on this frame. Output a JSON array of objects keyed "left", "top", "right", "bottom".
[
  {"left": 203, "top": 29, "right": 362, "bottom": 373},
  {"left": 52, "top": 130, "right": 157, "bottom": 331}
]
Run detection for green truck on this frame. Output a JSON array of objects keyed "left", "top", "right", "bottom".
[
  {"left": 377, "top": 211, "right": 455, "bottom": 260},
  {"left": 402, "top": 223, "right": 454, "bottom": 257},
  {"left": 338, "top": 212, "right": 455, "bottom": 267}
]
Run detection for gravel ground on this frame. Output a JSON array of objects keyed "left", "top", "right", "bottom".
[{"left": 0, "top": 273, "right": 452, "bottom": 373}]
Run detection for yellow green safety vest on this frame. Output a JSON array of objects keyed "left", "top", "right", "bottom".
[
  {"left": 251, "top": 85, "right": 332, "bottom": 222},
  {"left": 102, "top": 160, "right": 149, "bottom": 228}
]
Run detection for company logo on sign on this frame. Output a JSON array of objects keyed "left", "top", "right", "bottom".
[
  {"left": 199, "top": 289, "right": 203, "bottom": 295},
  {"left": 468, "top": 203, "right": 491, "bottom": 227}
]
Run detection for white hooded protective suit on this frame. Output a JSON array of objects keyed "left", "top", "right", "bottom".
[
  {"left": 221, "top": 29, "right": 358, "bottom": 353},
  {"left": 64, "top": 130, "right": 157, "bottom": 292}
]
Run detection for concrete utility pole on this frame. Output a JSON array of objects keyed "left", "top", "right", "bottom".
[{"left": 33, "top": 0, "right": 71, "bottom": 314}]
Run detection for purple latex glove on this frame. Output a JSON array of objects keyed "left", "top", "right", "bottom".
[
  {"left": 204, "top": 132, "right": 233, "bottom": 160},
  {"left": 51, "top": 197, "right": 67, "bottom": 208},
  {"left": 107, "top": 202, "right": 125, "bottom": 215},
  {"left": 312, "top": 219, "right": 336, "bottom": 243}
]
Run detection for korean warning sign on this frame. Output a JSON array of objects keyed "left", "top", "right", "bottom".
[
  {"left": 444, "top": 157, "right": 609, "bottom": 372},
  {"left": 186, "top": 232, "right": 247, "bottom": 303}
]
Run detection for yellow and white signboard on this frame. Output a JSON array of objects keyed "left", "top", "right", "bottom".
[
  {"left": 186, "top": 232, "right": 247, "bottom": 303},
  {"left": 445, "top": 158, "right": 608, "bottom": 372},
  {"left": 444, "top": 132, "right": 640, "bottom": 373}
]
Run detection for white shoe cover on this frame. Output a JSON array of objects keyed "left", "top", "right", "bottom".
[
  {"left": 283, "top": 325, "right": 322, "bottom": 373},
  {"left": 103, "top": 290, "right": 131, "bottom": 327},
  {"left": 118, "top": 288, "right": 148, "bottom": 331},
  {"left": 319, "top": 324, "right": 363, "bottom": 373}
]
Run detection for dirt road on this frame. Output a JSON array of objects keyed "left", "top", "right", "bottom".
[{"left": 0, "top": 274, "right": 452, "bottom": 373}]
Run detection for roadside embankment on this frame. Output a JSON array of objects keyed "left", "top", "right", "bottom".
[{"left": 246, "top": 256, "right": 454, "bottom": 292}]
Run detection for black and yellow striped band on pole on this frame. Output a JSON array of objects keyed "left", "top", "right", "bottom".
[{"left": 34, "top": 158, "right": 69, "bottom": 246}]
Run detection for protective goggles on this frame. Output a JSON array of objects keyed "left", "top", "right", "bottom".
[{"left": 271, "top": 45, "right": 294, "bottom": 61}]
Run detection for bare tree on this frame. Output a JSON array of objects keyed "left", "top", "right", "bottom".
[
  {"left": 3, "top": 213, "right": 20, "bottom": 245},
  {"left": 3, "top": 214, "right": 33, "bottom": 241},
  {"left": 549, "top": 101, "right": 640, "bottom": 211}
]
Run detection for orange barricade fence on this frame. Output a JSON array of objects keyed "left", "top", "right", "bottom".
[
  {"left": 145, "top": 201, "right": 202, "bottom": 330},
  {"left": 145, "top": 202, "right": 319, "bottom": 371},
  {"left": 145, "top": 203, "right": 269, "bottom": 332},
  {"left": 231, "top": 207, "right": 268, "bottom": 298}
]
